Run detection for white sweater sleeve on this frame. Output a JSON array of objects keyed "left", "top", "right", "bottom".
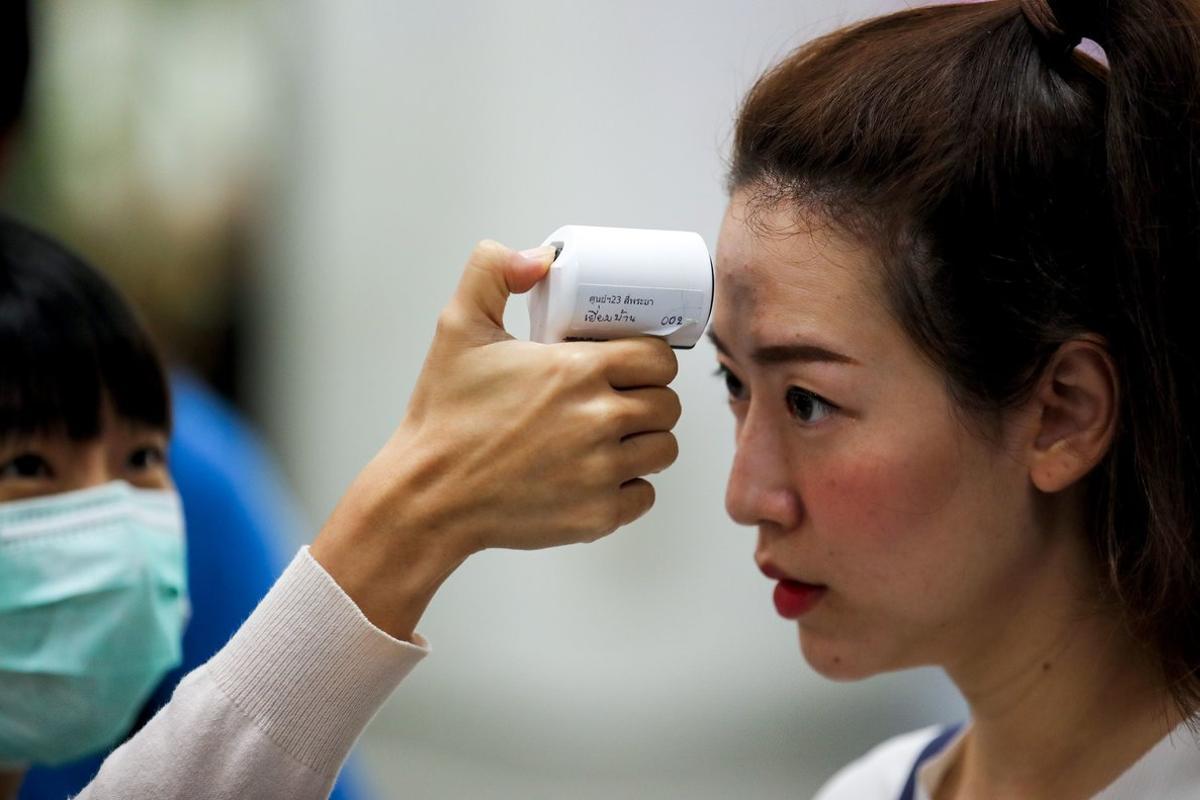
[{"left": 75, "top": 546, "right": 429, "bottom": 800}]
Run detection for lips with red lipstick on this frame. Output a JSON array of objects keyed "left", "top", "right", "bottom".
[{"left": 759, "top": 562, "right": 828, "bottom": 619}]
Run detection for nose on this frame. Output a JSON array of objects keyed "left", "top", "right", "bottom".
[
  {"left": 724, "top": 403, "right": 802, "bottom": 530},
  {"left": 72, "top": 440, "right": 116, "bottom": 490}
]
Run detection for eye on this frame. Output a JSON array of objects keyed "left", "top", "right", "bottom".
[
  {"left": 0, "top": 452, "right": 54, "bottom": 480},
  {"left": 127, "top": 444, "right": 167, "bottom": 471},
  {"left": 712, "top": 364, "right": 746, "bottom": 401},
  {"left": 786, "top": 386, "right": 837, "bottom": 425}
]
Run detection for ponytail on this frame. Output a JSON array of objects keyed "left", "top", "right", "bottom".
[{"left": 1041, "top": 0, "right": 1200, "bottom": 716}]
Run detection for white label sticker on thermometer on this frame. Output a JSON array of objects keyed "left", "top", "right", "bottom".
[{"left": 574, "top": 283, "right": 709, "bottom": 338}]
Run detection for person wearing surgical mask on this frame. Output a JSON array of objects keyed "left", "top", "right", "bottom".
[
  {"left": 0, "top": 219, "right": 184, "bottom": 773},
  {"left": 0, "top": 214, "right": 680, "bottom": 799}
]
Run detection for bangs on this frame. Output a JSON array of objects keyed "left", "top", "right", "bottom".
[{"left": 0, "top": 216, "right": 170, "bottom": 442}]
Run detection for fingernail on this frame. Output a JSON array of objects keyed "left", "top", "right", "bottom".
[{"left": 518, "top": 245, "right": 558, "bottom": 265}]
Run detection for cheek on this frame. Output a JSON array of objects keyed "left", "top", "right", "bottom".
[
  {"left": 801, "top": 421, "right": 974, "bottom": 587},
  {"left": 793, "top": 427, "right": 986, "bottom": 676}
]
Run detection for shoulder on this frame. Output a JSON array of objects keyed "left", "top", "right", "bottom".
[{"left": 813, "top": 725, "right": 944, "bottom": 800}]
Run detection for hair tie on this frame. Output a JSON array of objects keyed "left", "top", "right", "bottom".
[{"left": 1020, "top": 0, "right": 1084, "bottom": 54}]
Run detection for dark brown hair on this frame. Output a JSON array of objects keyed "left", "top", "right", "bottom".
[{"left": 730, "top": 0, "right": 1200, "bottom": 718}]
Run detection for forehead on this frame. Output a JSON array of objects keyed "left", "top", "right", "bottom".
[{"left": 713, "top": 192, "right": 893, "bottom": 360}]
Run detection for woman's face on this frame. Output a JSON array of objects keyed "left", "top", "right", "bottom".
[
  {"left": 0, "top": 401, "right": 171, "bottom": 503},
  {"left": 713, "top": 190, "right": 1046, "bottom": 680}
]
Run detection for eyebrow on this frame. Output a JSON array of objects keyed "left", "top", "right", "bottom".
[{"left": 706, "top": 330, "right": 859, "bottom": 366}]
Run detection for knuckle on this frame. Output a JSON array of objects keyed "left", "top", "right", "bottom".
[
  {"left": 581, "top": 446, "right": 618, "bottom": 485},
  {"left": 471, "top": 238, "right": 506, "bottom": 261},
  {"left": 630, "top": 480, "right": 655, "bottom": 518},
  {"left": 464, "top": 239, "right": 510, "bottom": 276},
  {"left": 557, "top": 346, "right": 601, "bottom": 383},
  {"left": 661, "top": 348, "right": 680, "bottom": 383},
  {"left": 662, "top": 432, "right": 680, "bottom": 465},
  {"left": 435, "top": 305, "right": 468, "bottom": 335},
  {"left": 605, "top": 398, "right": 636, "bottom": 430},
  {"left": 662, "top": 388, "right": 683, "bottom": 426},
  {"left": 584, "top": 496, "right": 621, "bottom": 540},
  {"left": 642, "top": 480, "right": 657, "bottom": 509},
  {"left": 640, "top": 337, "right": 678, "bottom": 382}
]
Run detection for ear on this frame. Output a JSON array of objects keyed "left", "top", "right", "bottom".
[{"left": 1028, "top": 336, "right": 1119, "bottom": 493}]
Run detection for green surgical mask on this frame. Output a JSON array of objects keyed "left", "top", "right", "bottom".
[{"left": 0, "top": 480, "right": 187, "bottom": 766}]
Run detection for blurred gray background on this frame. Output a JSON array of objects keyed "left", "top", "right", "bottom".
[{"left": 6, "top": 0, "right": 965, "bottom": 796}]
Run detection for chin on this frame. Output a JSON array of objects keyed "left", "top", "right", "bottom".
[{"left": 798, "top": 627, "right": 895, "bottom": 682}]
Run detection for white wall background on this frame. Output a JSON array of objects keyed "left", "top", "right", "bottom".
[{"left": 250, "top": 1, "right": 966, "bottom": 797}]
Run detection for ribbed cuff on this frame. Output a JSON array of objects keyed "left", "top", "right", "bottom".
[{"left": 206, "top": 545, "right": 429, "bottom": 777}]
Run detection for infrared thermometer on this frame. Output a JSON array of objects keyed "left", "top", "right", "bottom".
[{"left": 527, "top": 225, "right": 714, "bottom": 349}]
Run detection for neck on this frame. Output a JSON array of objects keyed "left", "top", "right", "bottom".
[
  {"left": 0, "top": 768, "right": 24, "bottom": 800},
  {"left": 939, "top": 502, "right": 1183, "bottom": 799}
]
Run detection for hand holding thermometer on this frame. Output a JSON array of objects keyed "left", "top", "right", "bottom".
[{"left": 527, "top": 225, "right": 714, "bottom": 348}]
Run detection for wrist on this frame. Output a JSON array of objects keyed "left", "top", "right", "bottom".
[{"left": 310, "top": 436, "right": 473, "bottom": 641}]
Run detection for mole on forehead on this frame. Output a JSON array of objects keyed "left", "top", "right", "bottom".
[{"left": 719, "top": 273, "right": 760, "bottom": 307}]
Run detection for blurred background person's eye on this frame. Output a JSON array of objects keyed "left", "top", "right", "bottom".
[
  {"left": 126, "top": 444, "right": 166, "bottom": 471},
  {"left": 0, "top": 453, "right": 53, "bottom": 481}
]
